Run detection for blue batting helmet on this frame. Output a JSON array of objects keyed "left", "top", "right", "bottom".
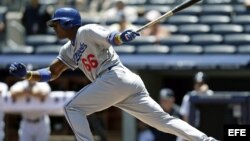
[{"left": 47, "top": 7, "right": 82, "bottom": 29}]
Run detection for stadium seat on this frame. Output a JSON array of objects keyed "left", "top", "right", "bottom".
[
  {"left": 243, "top": 25, "right": 250, "bottom": 33},
  {"left": 170, "top": 45, "right": 203, "bottom": 54},
  {"left": 147, "top": 0, "right": 175, "bottom": 5},
  {"left": 178, "top": 24, "right": 210, "bottom": 35},
  {"left": 232, "top": 15, "right": 250, "bottom": 25},
  {"left": 159, "top": 34, "right": 190, "bottom": 46},
  {"left": 34, "top": 45, "right": 62, "bottom": 54},
  {"left": 203, "top": 44, "right": 236, "bottom": 54},
  {"left": 113, "top": 45, "right": 136, "bottom": 54},
  {"left": 166, "top": 15, "right": 199, "bottom": 25},
  {"left": 125, "top": 0, "right": 147, "bottom": 5},
  {"left": 25, "top": 35, "right": 58, "bottom": 48},
  {"left": 211, "top": 24, "right": 243, "bottom": 34},
  {"left": 175, "top": 5, "right": 202, "bottom": 16},
  {"left": 203, "top": 0, "right": 232, "bottom": 4},
  {"left": 191, "top": 34, "right": 223, "bottom": 45},
  {"left": 233, "top": 4, "right": 250, "bottom": 14},
  {"left": 1, "top": 45, "right": 34, "bottom": 54},
  {"left": 224, "top": 34, "right": 250, "bottom": 45},
  {"left": 237, "top": 45, "right": 250, "bottom": 54},
  {"left": 129, "top": 36, "right": 157, "bottom": 46},
  {"left": 161, "top": 24, "right": 178, "bottom": 33},
  {"left": 201, "top": 5, "right": 233, "bottom": 16},
  {"left": 136, "top": 45, "right": 169, "bottom": 54},
  {"left": 199, "top": 15, "right": 231, "bottom": 24}
]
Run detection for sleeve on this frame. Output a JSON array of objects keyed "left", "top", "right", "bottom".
[
  {"left": 85, "top": 24, "right": 112, "bottom": 49},
  {"left": 0, "top": 82, "right": 8, "bottom": 94},
  {"left": 57, "top": 41, "right": 78, "bottom": 70},
  {"left": 9, "top": 82, "right": 25, "bottom": 93},
  {"left": 179, "top": 94, "right": 190, "bottom": 116},
  {"left": 33, "top": 83, "right": 51, "bottom": 94}
]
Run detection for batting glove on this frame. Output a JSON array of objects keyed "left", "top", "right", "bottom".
[
  {"left": 9, "top": 62, "right": 27, "bottom": 78},
  {"left": 120, "top": 30, "right": 140, "bottom": 43}
]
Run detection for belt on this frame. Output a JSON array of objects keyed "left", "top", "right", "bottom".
[{"left": 24, "top": 117, "right": 43, "bottom": 123}]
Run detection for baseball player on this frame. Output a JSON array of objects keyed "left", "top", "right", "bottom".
[
  {"left": 9, "top": 7, "right": 217, "bottom": 141},
  {"left": 9, "top": 75, "right": 51, "bottom": 141},
  {"left": 0, "top": 82, "right": 8, "bottom": 141}
]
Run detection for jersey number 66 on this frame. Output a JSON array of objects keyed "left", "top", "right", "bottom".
[{"left": 81, "top": 54, "right": 98, "bottom": 71}]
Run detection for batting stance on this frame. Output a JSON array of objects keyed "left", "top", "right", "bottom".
[{"left": 9, "top": 7, "right": 217, "bottom": 141}]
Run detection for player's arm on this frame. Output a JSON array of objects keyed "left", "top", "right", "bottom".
[{"left": 9, "top": 59, "right": 68, "bottom": 82}]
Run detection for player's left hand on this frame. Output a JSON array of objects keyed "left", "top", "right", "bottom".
[
  {"left": 120, "top": 30, "right": 140, "bottom": 43},
  {"left": 9, "top": 62, "right": 27, "bottom": 78}
]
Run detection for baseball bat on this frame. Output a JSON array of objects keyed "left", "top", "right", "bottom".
[{"left": 136, "top": 0, "right": 202, "bottom": 32}]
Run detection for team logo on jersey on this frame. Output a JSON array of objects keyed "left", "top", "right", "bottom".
[{"left": 73, "top": 42, "right": 87, "bottom": 64}]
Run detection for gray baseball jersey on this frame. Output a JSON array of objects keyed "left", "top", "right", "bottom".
[
  {"left": 60, "top": 24, "right": 212, "bottom": 141},
  {"left": 58, "top": 24, "right": 121, "bottom": 82}
]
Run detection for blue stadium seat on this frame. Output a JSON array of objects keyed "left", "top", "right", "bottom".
[
  {"left": 25, "top": 35, "right": 58, "bottom": 48},
  {"left": 178, "top": 24, "right": 210, "bottom": 35},
  {"left": 201, "top": 5, "right": 233, "bottom": 16},
  {"left": 136, "top": 45, "right": 169, "bottom": 54},
  {"left": 113, "top": 45, "right": 136, "bottom": 54},
  {"left": 203, "top": 44, "right": 236, "bottom": 54},
  {"left": 125, "top": 0, "right": 147, "bottom": 5},
  {"left": 175, "top": 5, "right": 202, "bottom": 16},
  {"left": 34, "top": 45, "right": 62, "bottom": 54},
  {"left": 1, "top": 45, "right": 34, "bottom": 54},
  {"left": 159, "top": 34, "right": 190, "bottom": 46},
  {"left": 203, "top": 0, "right": 232, "bottom": 4},
  {"left": 199, "top": 15, "right": 231, "bottom": 24},
  {"left": 170, "top": 45, "right": 203, "bottom": 54},
  {"left": 237, "top": 45, "right": 250, "bottom": 54},
  {"left": 129, "top": 36, "right": 157, "bottom": 46},
  {"left": 191, "top": 34, "right": 223, "bottom": 45},
  {"left": 231, "top": 15, "right": 250, "bottom": 25},
  {"left": 148, "top": 0, "right": 175, "bottom": 5},
  {"left": 233, "top": 5, "right": 250, "bottom": 14},
  {"left": 161, "top": 24, "right": 178, "bottom": 33},
  {"left": 211, "top": 24, "right": 243, "bottom": 34},
  {"left": 224, "top": 34, "right": 250, "bottom": 45},
  {"left": 243, "top": 25, "right": 250, "bottom": 33},
  {"left": 166, "top": 15, "right": 199, "bottom": 25}
]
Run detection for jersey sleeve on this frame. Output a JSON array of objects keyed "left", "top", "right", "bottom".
[
  {"left": 179, "top": 94, "right": 190, "bottom": 116},
  {"left": 33, "top": 83, "right": 51, "bottom": 94},
  {"left": 0, "top": 82, "right": 8, "bottom": 94},
  {"left": 57, "top": 41, "right": 78, "bottom": 70},
  {"left": 10, "top": 81, "right": 25, "bottom": 93},
  {"left": 84, "top": 24, "right": 111, "bottom": 49}
]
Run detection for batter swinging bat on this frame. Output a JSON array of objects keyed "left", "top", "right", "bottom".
[{"left": 136, "top": 0, "right": 202, "bottom": 32}]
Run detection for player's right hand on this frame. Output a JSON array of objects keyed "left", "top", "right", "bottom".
[
  {"left": 9, "top": 62, "right": 27, "bottom": 78},
  {"left": 120, "top": 29, "right": 140, "bottom": 43}
]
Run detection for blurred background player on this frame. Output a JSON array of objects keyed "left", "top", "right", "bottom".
[
  {"left": 141, "top": 10, "right": 171, "bottom": 42},
  {"left": 104, "top": 0, "right": 138, "bottom": 22},
  {"left": 21, "top": 0, "right": 51, "bottom": 35},
  {"left": 0, "top": 82, "right": 8, "bottom": 141},
  {"left": 180, "top": 71, "right": 214, "bottom": 126},
  {"left": 9, "top": 64, "right": 51, "bottom": 141},
  {"left": 151, "top": 88, "right": 182, "bottom": 141},
  {"left": 108, "top": 13, "right": 137, "bottom": 32}
]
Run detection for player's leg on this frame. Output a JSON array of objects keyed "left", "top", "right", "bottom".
[
  {"left": 64, "top": 69, "right": 142, "bottom": 141},
  {"left": 35, "top": 115, "right": 51, "bottom": 141},
  {"left": 19, "top": 120, "right": 33, "bottom": 141},
  {"left": 115, "top": 91, "right": 209, "bottom": 141}
]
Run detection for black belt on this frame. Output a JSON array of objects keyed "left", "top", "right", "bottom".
[{"left": 24, "top": 117, "right": 43, "bottom": 123}]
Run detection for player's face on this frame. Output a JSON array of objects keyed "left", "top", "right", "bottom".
[{"left": 52, "top": 22, "right": 68, "bottom": 39}]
